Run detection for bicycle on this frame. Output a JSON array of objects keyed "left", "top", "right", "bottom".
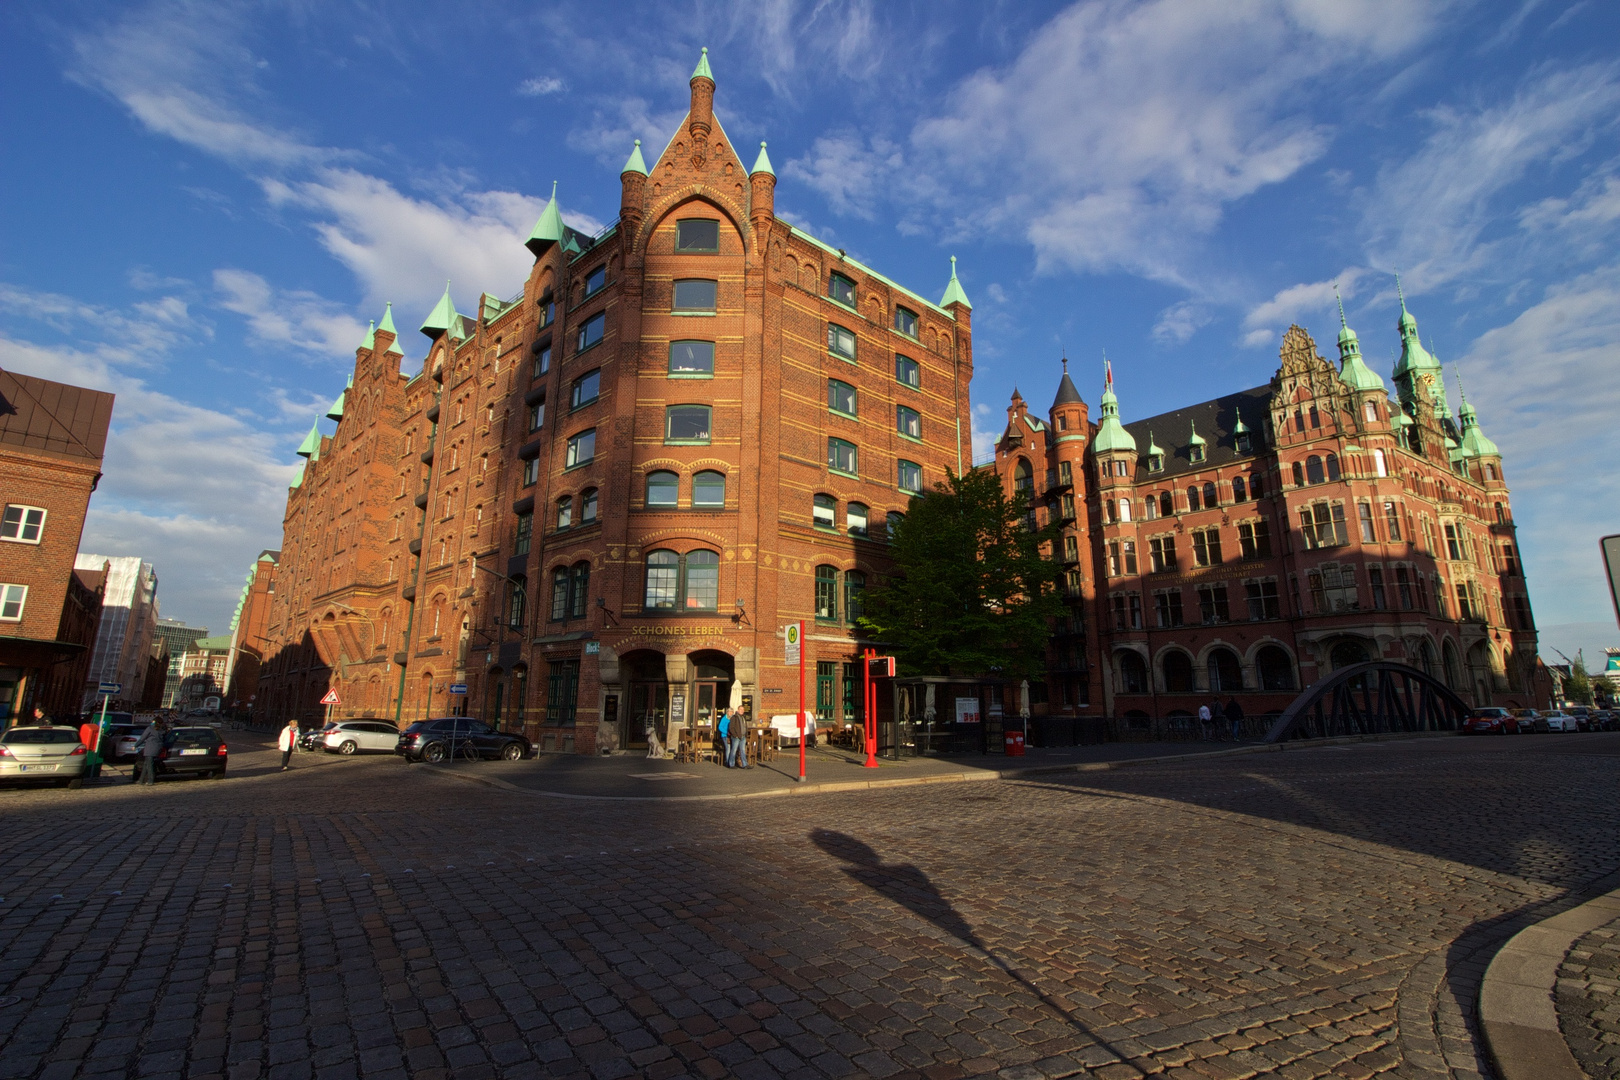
[{"left": 422, "top": 736, "right": 480, "bottom": 764}]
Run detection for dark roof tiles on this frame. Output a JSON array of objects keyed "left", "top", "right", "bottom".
[{"left": 0, "top": 369, "right": 113, "bottom": 462}]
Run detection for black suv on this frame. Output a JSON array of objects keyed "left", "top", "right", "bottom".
[
  {"left": 396, "top": 717, "right": 530, "bottom": 763},
  {"left": 154, "top": 726, "right": 228, "bottom": 779}
]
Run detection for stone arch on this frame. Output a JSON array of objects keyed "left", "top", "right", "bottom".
[
  {"left": 1441, "top": 638, "right": 1463, "bottom": 689},
  {"left": 1254, "top": 644, "right": 1296, "bottom": 691},
  {"left": 1204, "top": 645, "right": 1244, "bottom": 693},
  {"left": 1159, "top": 647, "right": 1196, "bottom": 693},
  {"left": 635, "top": 190, "right": 751, "bottom": 258},
  {"left": 1115, "top": 649, "right": 1149, "bottom": 694},
  {"left": 1328, "top": 637, "right": 1373, "bottom": 670}
]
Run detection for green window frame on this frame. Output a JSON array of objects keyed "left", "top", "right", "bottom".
[
  {"left": 844, "top": 570, "right": 866, "bottom": 623},
  {"left": 513, "top": 512, "right": 532, "bottom": 556},
  {"left": 828, "top": 323, "right": 856, "bottom": 361},
  {"left": 575, "top": 311, "right": 605, "bottom": 352},
  {"left": 570, "top": 369, "right": 600, "bottom": 410},
  {"left": 828, "top": 379, "right": 856, "bottom": 417},
  {"left": 565, "top": 429, "right": 595, "bottom": 468},
  {"left": 692, "top": 470, "right": 726, "bottom": 508},
  {"left": 828, "top": 438, "right": 858, "bottom": 477},
  {"left": 584, "top": 264, "right": 606, "bottom": 298},
  {"left": 813, "top": 493, "right": 836, "bottom": 529},
  {"left": 675, "top": 219, "right": 720, "bottom": 252},
  {"left": 896, "top": 405, "right": 921, "bottom": 440},
  {"left": 897, "top": 459, "right": 921, "bottom": 493},
  {"left": 669, "top": 340, "right": 714, "bottom": 377},
  {"left": 646, "top": 470, "right": 679, "bottom": 507},
  {"left": 895, "top": 355, "right": 920, "bottom": 389},
  {"left": 815, "top": 565, "right": 839, "bottom": 621},
  {"left": 665, "top": 405, "right": 712, "bottom": 444},
  {"left": 893, "top": 306, "right": 918, "bottom": 338},
  {"left": 828, "top": 273, "right": 856, "bottom": 307},
  {"left": 672, "top": 279, "right": 717, "bottom": 312}
]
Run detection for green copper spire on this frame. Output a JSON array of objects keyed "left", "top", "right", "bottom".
[
  {"left": 621, "top": 139, "right": 648, "bottom": 177},
  {"left": 526, "top": 181, "right": 564, "bottom": 256},
  {"left": 325, "top": 389, "right": 345, "bottom": 422},
  {"left": 420, "top": 281, "right": 458, "bottom": 340},
  {"left": 296, "top": 420, "right": 320, "bottom": 459},
  {"left": 360, "top": 319, "right": 375, "bottom": 351},
  {"left": 1454, "top": 365, "right": 1500, "bottom": 458},
  {"left": 1187, "top": 420, "right": 1206, "bottom": 448},
  {"left": 1092, "top": 356, "right": 1137, "bottom": 454},
  {"left": 1334, "top": 284, "right": 1385, "bottom": 392},
  {"left": 290, "top": 461, "right": 305, "bottom": 490},
  {"left": 1145, "top": 428, "right": 1164, "bottom": 458},
  {"left": 691, "top": 46, "right": 713, "bottom": 82},
  {"left": 378, "top": 301, "right": 397, "bottom": 336},
  {"left": 939, "top": 255, "right": 972, "bottom": 310},
  {"left": 1391, "top": 275, "right": 1446, "bottom": 415},
  {"left": 750, "top": 140, "right": 774, "bottom": 177}
]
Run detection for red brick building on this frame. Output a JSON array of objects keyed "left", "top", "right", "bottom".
[
  {"left": 257, "top": 52, "right": 974, "bottom": 751},
  {"left": 992, "top": 305, "right": 1548, "bottom": 720},
  {"left": 223, "top": 550, "right": 278, "bottom": 715},
  {"left": 0, "top": 369, "right": 114, "bottom": 724}
]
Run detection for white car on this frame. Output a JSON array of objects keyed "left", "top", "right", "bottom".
[
  {"left": 0, "top": 726, "right": 89, "bottom": 787},
  {"left": 322, "top": 719, "right": 401, "bottom": 755},
  {"left": 1543, "top": 711, "right": 1579, "bottom": 732}
]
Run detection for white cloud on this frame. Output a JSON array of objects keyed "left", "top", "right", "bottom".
[
  {"left": 1457, "top": 263, "right": 1620, "bottom": 624},
  {"left": 566, "top": 96, "right": 690, "bottom": 170},
  {"left": 213, "top": 269, "right": 367, "bottom": 357},
  {"left": 970, "top": 401, "right": 1002, "bottom": 468},
  {"left": 1151, "top": 301, "right": 1211, "bottom": 346},
  {"left": 1242, "top": 328, "right": 1277, "bottom": 348},
  {"left": 1517, "top": 167, "right": 1620, "bottom": 256},
  {"left": 518, "top": 76, "right": 566, "bottom": 97},
  {"left": 784, "top": 133, "right": 904, "bottom": 220},
  {"left": 1362, "top": 64, "right": 1620, "bottom": 293},
  {"left": 1243, "top": 268, "right": 1366, "bottom": 331},
  {"left": 0, "top": 282, "right": 204, "bottom": 368}
]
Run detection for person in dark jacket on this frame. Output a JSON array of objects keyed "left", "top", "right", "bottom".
[
  {"left": 1224, "top": 697, "right": 1245, "bottom": 741},
  {"left": 135, "top": 719, "right": 166, "bottom": 785}
]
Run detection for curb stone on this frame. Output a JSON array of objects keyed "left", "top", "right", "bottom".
[{"left": 1481, "top": 887, "right": 1620, "bottom": 1080}]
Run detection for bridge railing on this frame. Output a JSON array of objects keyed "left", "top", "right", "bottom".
[{"left": 1263, "top": 661, "right": 1471, "bottom": 743}]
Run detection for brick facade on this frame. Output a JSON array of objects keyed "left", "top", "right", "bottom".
[
  {"left": 0, "top": 370, "right": 113, "bottom": 724},
  {"left": 992, "top": 318, "right": 1550, "bottom": 720},
  {"left": 257, "top": 55, "right": 974, "bottom": 751}
]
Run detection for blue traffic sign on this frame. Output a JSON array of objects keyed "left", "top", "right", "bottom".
[
  {"left": 98, "top": 682, "right": 121, "bottom": 695},
  {"left": 449, "top": 682, "right": 468, "bottom": 695}
]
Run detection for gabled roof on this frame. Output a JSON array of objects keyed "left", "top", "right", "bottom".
[
  {"left": 1120, "top": 385, "right": 1271, "bottom": 481},
  {"left": 0, "top": 368, "right": 114, "bottom": 462}
]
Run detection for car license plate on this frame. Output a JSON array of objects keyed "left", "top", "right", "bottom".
[
  {"left": 180, "top": 748, "right": 208, "bottom": 756},
  {"left": 18, "top": 764, "right": 55, "bottom": 772}
]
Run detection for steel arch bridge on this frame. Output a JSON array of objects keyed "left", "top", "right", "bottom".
[{"left": 1264, "top": 661, "right": 1472, "bottom": 743}]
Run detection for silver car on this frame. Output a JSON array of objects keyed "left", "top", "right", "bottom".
[
  {"left": 0, "top": 726, "right": 89, "bottom": 787},
  {"left": 1544, "top": 711, "right": 1579, "bottom": 732},
  {"left": 322, "top": 720, "right": 401, "bottom": 755}
]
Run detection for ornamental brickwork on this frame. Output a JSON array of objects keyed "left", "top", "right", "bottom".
[
  {"left": 993, "top": 315, "right": 1550, "bottom": 721},
  {"left": 256, "top": 54, "right": 974, "bottom": 751}
]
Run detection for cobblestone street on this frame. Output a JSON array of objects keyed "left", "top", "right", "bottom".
[{"left": 0, "top": 734, "right": 1616, "bottom": 1080}]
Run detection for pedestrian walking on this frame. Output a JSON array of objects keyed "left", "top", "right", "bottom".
[
  {"left": 135, "top": 718, "right": 166, "bottom": 786},
  {"left": 718, "top": 710, "right": 735, "bottom": 767},
  {"left": 1224, "top": 697, "right": 1245, "bottom": 741},
  {"left": 32, "top": 706, "right": 52, "bottom": 726},
  {"left": 730, "top": 709, "right": 750, "bottom": 770},
  {"left": 1197, "top": 702, "right": 1213, "bottom": 740},
  {"left": 278, "top": 718, "right": 298, "bottom": 771}
]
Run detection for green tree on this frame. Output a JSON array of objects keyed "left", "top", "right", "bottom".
[
  {"left": 858, "top": 468, "right": 1063, "bottom": 681},
  {"left": 1568, "top": 651, "right": 1594, "bottom": 705}
]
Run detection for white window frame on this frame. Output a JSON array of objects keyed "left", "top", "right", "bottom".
[
  {"left": 0, "top": 583, "right": 25, "bottom": 622},
  {"left": 0, "top": 505, "right": 46, "bottom": 544}
]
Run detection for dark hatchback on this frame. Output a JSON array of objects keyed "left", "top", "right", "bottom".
[
  {"left": 153, "top": 726, "right": 228, "bottom": 779},
  {"left": 396, "top": 717, "right": 529, "bottom": 763}
]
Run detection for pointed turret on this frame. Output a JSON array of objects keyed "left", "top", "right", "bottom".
[
  {"left": 751, "top": 141, "right": 774, "bottom": 177},
  {"left": 296, "top": 420, "right": 320, "bottom": 460},
  {"left": 360, "top": 319, "right": 375, "bottom": 351},
  {"left": 692, "top": 46, "right": 714, "bottom": 82},
  {"left": 621, "top": 140, "right": 648, "bottom": 177},
  {"left": 325, "top": 389, "right": 345, "bottom": 422},
  {"left": 939, "top": 255, "right": 972, "bottom": 310},
  {"left": 377, "top": 302, "right": 403, "bottom": 356},
  {"left": 420, "top": 282, "right": 458, "bottom": 341},
  {"left": 1052, "top": 357, "right": 1083, "bottom": 409},
  {"left": 1092, "top": 358, "right": 1137, "bottom": 455},
  {"left": 1454, "top": 369, "right": 1500, "bottom": 458},
  {"left": 1391, "top": 273, "right": 1447, "bottom": 414},
  {"left": 688, "top": 48, "right": 715, "bottom": 142},
  {"left": 526, "top": 181, "right": 565, "bottom": 257},
  {"left": 1335, "top": 285, "right": 1385, "bottom": 392}
]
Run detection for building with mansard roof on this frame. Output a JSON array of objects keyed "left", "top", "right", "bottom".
[
  {"left": 255, "top": 52, "right": 975, "bottom": 751},
  {"left": 992, "top": 298, "right": 1550, "bottom": 720}
]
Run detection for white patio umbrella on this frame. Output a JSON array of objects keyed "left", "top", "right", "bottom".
[
  {"left": 1019, "top": 679, "right": 1031, "bottom": 718},
  {"left": 924, "top": 683, "right": 936, "bottom": 722},
  {"left": 728, "top": 679, "right": 743, "bottom": 711}
]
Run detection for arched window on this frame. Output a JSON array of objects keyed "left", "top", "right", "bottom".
[
  {"left": 1162, "top": 651, "right": 1195, "bottom": 693},
  {"left": 1485, "top": 463, "right": 1497, "bottom": 481},
  {"left": 1306, "top": 456, "right": 1325, "bottom": 485},
  {"left": 1292, "top": 461, "right": 1305, "bottom": 487},
  {"left": 1325, "top": 453, "right": 1340, "bottom": 482},
  {"left": 815, "top": 565, "right": 838, "bottom": 620},
  {"left": 1494, "top": 502, "right": 1505, "bottom": 524},
  {"left": 1144, "top": 497, "right": 1159, "bottom": 521},
  {"left": 683, "top": 550, "right": 719, "bottom": 610},
  {"left": 1203, "top": 481, "right": 1217, "bottom": 508},
  {"left": 847, "top": 502, "right": 868, "bottom": 536},
  {"left": 568, "top": 563, "right": 589, "bottom": 619},
  {"left": 1159, "top": 492, "right": 1173, "bottom": 517},
  {"left": 844, "top": 570, "right": 866, "bottom": 622},
  {"left": 1257, "top": 646, "right": 1294, "bottom": 690},
  {"left": 692, "top": 470, "right": 726, "bottom": 508},
  {"left": 1442, "top": 640, "right": 1462, "bottom": 688},
  {"left": 1330, "top": 639, "right": 1370, "bottom": 670},
  {"left": 1118, "top": 498, "right": 1132, "bottom": 522},
  {"left": 1232, "top": 476, "right": 1248, "bottom": 502},
  {"left": 1187, "top": 486, "right": 1202, "bottom": 511},
  {"left": 579, "top": 488, "right": 598, "bottom": 524},
  {"left": 1207, "top": 648, "right": 1243, "bottom": 692},
  {"left": 1013, "top": 459, "right": 1034, "bottom": 497},
  {"left": 646, "top": 470, "right": 678, "bottom": 507},
  {"left": 644, "top": 550, "right": 679, "bottom": 610},
  {"left": 1373, "top": 448, "right": 1387, "bottom": 477},
  {"left": 1118, "top": 652, "right": 1148, "bottom": 694},
  {"left": 1415, "top": 639, "right": 1438, "bottom": 677},
  {"left": 813, "top": 493, "right": 836, "bottom": 528},
  {"left": 1364, "top": 400, "right": 1378, "bottom": 422},
  {"left": 1308, "top": 405, "right": 1320, "bottom": 428},
  {"left": 556, "top": 495, "right": 572, "bottom": 529},
  {"left": 550, "top": 567, "right": 570, "bottom": 621},
  {"left": 886, "top": 512, "right": 904, "bottom": 541}
]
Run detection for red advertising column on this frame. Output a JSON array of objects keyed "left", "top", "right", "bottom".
[{"left": 863, "top": 647, "right": 878, "bottom": 768}]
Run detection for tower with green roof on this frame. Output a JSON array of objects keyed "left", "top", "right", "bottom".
[{"left": 1391, "top": 274, "right": 1448, "bottom": 416}]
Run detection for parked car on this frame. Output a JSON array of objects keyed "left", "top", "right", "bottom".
[
  {"left": 300, "top": 722, "right": 339, "bottom": 751},
  {"left": 0, "top": 726, "right": 89, "bottom": 787},
  {"left": 1593, "top": 710, "right": 1618, "bottom": 732},
  {"left": 1543, "top": 711, "right": 1579, "bottom": 733},
  {"left": 1462, "top": 707, "right": 1517, "bottom": 735},
  {"left": 98, "top": 714, "right": 142, "bottom": 761},
  {"left": 152, "top": 726, "right": 228, "bottom": 779},
  {"left": 1511, "top": 709, "right": 1543, "bottom": 733},
  {"left": 396, "top": 717, "right": 530, "bottom": 763},
  {"left": 322, "top": 719, "right": 401, "bottom": 755}
]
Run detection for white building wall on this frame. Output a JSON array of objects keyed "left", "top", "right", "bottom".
[{"left": 75, "top": 554, "right": 158, "bottom": 709}]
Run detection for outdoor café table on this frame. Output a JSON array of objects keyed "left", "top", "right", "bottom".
[{"left": 748, "top": 725, "right": 777, "bottom": 763}]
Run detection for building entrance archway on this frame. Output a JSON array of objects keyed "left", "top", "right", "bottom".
[
  {"left": 687, "top": 649, "right": 735, "bottom": 730},
  {"left": 622, "top": 650, "right": 669, "bottom": 749}
]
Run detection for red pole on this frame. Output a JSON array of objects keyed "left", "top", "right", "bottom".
[
  {"left": 797, "top": 621, "right": 806, "bottom": 783},
  {"left": 863, "top": 647, "right": 878, "bottom": 768}
]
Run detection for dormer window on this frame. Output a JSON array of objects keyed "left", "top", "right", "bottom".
[
  {"left": 1235, "top": 431, "right": 1251, "bottom": 453},
  {"left": 828, "top": 273, "right": 856, "bottom": 307},
  {"left": 1189, "top": 444, "right": 1205, "bottom": 464},
  {"left": 1147, "top": 453, "right": 1164, "bottom": 473}
]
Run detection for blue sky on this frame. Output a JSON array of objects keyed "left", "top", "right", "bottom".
[{"left": 2, "top": 0, "right": 1617, "bottom": 663}]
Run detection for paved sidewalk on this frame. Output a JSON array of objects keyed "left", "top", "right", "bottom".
[{"left": 1558, "top": 909, "right": 1620, "bottom": 1078}]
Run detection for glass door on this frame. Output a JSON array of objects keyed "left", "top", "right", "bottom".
[
  {"left": 694, "top": 681, "right": 720, "bottom": 728},
  {"left": 628, "top": 682, "right": 667, "bottom": 748}
]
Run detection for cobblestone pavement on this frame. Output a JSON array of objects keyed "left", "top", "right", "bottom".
[
  {"left": 1557, "top": 912, "right": 1620, "bottom": 1079},
  {"left": 0, "top": 733, "right": 1617, "bottom": 1080}
]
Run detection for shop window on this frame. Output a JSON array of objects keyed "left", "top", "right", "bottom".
[{"left": 669, "top": 340, "right": 715, "bottom": 376}]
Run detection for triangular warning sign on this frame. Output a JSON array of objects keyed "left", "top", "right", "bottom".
[{"left": 320, "top": 689, "right": 341, "bottom": 705}]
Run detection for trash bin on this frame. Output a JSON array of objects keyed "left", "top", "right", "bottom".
[{"left": 1004, "top": 730, "right": 1025, "bottom": 756}]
